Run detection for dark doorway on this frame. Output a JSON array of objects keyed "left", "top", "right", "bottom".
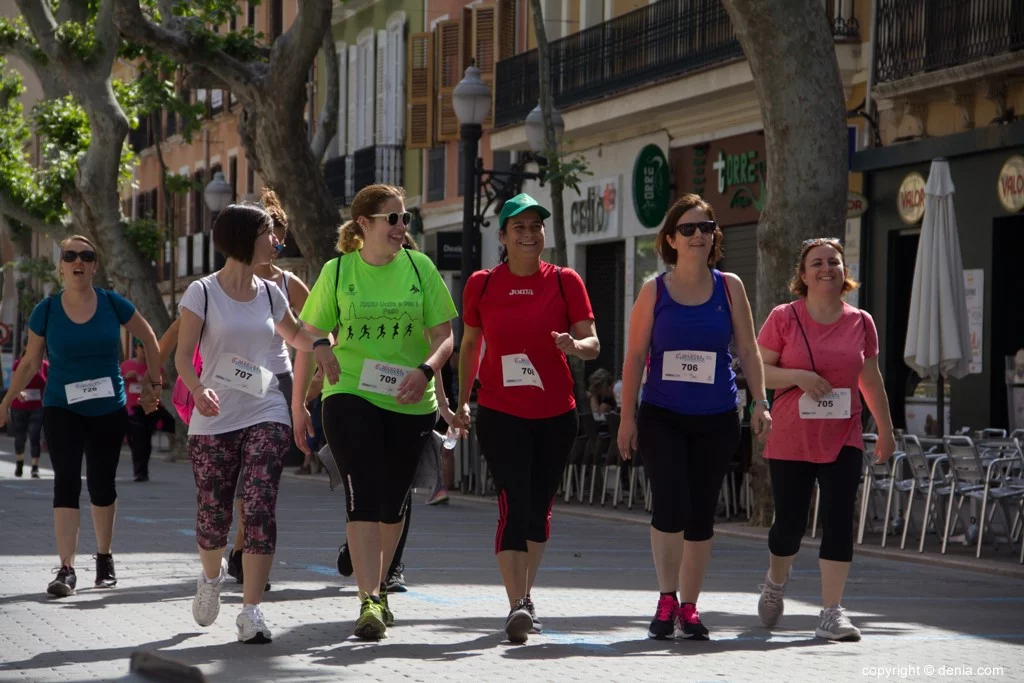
[
  {"left": 584, "top": 241, "right": 625, "bottom": 381},
  {"left": 885, "top": 230, "right": 920, "bottom": 430},
  {"left": 990, "top": 215, "right": 1024, "bottom": 429}
]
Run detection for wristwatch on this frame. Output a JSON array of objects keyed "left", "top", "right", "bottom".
[
  {"left": 753, "top": 399, "right": 770, "bottom": 410},
  {"left": 417, "top": 363, "right": 435, "bottom": 381}
]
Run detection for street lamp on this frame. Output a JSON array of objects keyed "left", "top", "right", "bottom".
[
  {"left": 453, "top": 68, "right": 559, "bottom": 324},
  {"left": 203, "top": 171, "right": 233, "bottom": 216}
]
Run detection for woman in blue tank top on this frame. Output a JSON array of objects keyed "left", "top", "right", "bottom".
[{"left": 617, "top": 194, "right": 772, "bottom": 642}]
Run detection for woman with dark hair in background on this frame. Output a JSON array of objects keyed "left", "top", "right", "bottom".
[{"left": 9, "top": 347, "right": 48, "bottom": 479}]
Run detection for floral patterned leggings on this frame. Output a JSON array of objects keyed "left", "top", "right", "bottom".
[{"left": 188, "top": 422, "right": 292, "bottom": 555}]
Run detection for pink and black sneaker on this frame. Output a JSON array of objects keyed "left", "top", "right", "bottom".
[
  {"left": 647, "top": 593, "right": 679, "bottom": 640},
  {"left": 676, "top": 602, "right": 710, "bottom": 640}
]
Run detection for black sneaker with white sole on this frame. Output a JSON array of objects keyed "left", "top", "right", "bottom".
[
  {"left": 95, "top": 553, "right": 117, "bottom": 588},
  {"left": 505, "top": 598, "right": 533, "bottom": 644},
  {"left": 523, "top": 595, "right": 542, "bottom": 633},
  {"left": 47, "top": 566, "right": 77, "bottom": 597},
  {"left": 385, "top": 563, "right": 407, "bottom": 593}
]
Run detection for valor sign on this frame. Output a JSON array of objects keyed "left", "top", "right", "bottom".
[
  {"left": 897, "top": 172, "right": 926, "bottom": 225},
  {"left": 997, "top": 155, "right": 1024, "bottom": 213}
]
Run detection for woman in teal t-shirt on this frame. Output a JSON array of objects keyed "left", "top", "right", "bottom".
[
  {"left": 0, "top": 235, "right": 162, "bottom": 599},
  {"left": 293, "top": 184, "right": 457, "bottom": 641}
]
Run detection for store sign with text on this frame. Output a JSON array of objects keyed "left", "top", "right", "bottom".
[
  {"left": 567, "top": 177, "right": 622, "bottom": 244},
  {"left": 997, "top": 155, "right": 1024, "bottom": 213},
  {"left": 897, "top": 172, "right": 926, "bottom": 224},
  {"left": 671, "top": 131, "right": 767, "bottom": 227}
]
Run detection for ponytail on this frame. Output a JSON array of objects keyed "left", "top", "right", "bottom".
[
  {"left": 499, "top": 245, "right": 508, "bottom": 264},
  {"left": 336, "top": 219, "right": 364, "bottom": 254}
]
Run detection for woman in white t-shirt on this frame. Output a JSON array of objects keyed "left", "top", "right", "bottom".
[{"left": 176, "top": 203, "right": 339, "bottom": 645}]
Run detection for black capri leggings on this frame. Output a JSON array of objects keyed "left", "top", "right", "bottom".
[
  {"left": 11, "top": 407, "right": 44, "bottom": 459},
  {"left": 322, "top": 393, "right": 436, "bottom": 524},
  {"left": 767, "top": 446, "right": 863, "bottom": 562},
  {"left": 475, "top": 406, "right": 579, "bottom": 554},
  {"left": 638, "top": 404, "right": 740, "bottom": 540},
  {"left": 43, "top": 406, "right": 129, "bottom": 509}
]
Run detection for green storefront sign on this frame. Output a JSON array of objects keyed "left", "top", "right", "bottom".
[{"left": 633, "top": 144, "right": 670, "bottom": 228}]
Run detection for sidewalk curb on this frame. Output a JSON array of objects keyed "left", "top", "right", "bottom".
[
  {"left": 445, "top": 492, "right": 1024, "bottom": 580},
  {"left": 152, "top": 452, "right": 1024, "bottom": 580}
]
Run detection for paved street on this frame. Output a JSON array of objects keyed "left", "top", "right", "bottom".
[{"left": 0, "top": 438, "right": 1021, "bottom": 683}]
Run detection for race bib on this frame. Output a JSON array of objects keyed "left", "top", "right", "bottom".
[
  {"left": 359, "top": 360, "right": 411, "bottom": 396},
  {"left": 799, "top": 388, "right": 852, "bottom": 419},
  {"left": 128, "top": 383, "right": 143, "bottom": 395},
  {"left": 210, "top": 354, "right": 273, "bottom": 398},
  {"left": 20, "top": 389, "right": 41, "bottom": 402},
  {"left": 65, "top": 378, "right": 115, "bottom": 405},
  {"left": 501, "top": 354, "right": 544, "bottom": 389},
  {"left": 662, "top": 350, "right": 716, "bottom": 384}
]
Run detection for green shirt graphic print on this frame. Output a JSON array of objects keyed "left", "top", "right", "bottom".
[{"left": 300, "top": 249, "right": 457, "bottom": 415}]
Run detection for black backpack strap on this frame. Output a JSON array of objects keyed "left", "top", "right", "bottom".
[
  {"left": 198, "top": 281, "right": 209, "bottom": 344},
  {"left": 557, "top": 267, "right": 570, "bottom": 330},
  {"left": 479, "top": 268, "right": 495, "bottom": 299}
]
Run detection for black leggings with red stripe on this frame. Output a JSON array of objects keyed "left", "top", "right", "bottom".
[{"left": 476, "top": 406, "right": 578, "bottom": 553}]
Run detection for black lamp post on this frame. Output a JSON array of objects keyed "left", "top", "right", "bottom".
[{"left": 451, "top": 68, "right": 564, "bottom": 329}]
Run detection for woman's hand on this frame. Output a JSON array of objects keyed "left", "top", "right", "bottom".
[
  {"left": 313, "top": 345, "right": 341, "bottom": 385},
  {"left": 551, "top": 331, "right": 578, "bottom": 356},
  {"left": 396, "top": 367, "right": 429, "bottom": 405},
  {"left": 752, "top": 404, "right": 772, "bottom": 442},
  {"left": 875, "top": 431, "right": 896, "bottom": 464},
  {"left": 292, "top": 404, "right": 314, "bottom": 455},
  {"left": 617, "top": 415, "right": 638, "bottom": 461},
  {"left": 452, "top": 402, "right": 472, "bottom": 431},
  {"left": 439, "top": 403, "right": 456, "bottom": 427},
  {"left": 0, "top": 400, "right": 10, "bottom": 429},
  {"left": 192, "top": 385, "right": 220, "bottom": 417},
  {"left": 796, "top": 370, "right": 832, "bottom": 401},
  {"left": 140, "top": 382, "right": 160, "bottom": 414}
]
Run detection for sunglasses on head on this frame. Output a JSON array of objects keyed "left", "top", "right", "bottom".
[
  {"left": 675, "top": 221, "right": 716, "bottom": 237},
  {"left": 369, "top": 212, "right": 412, "bottom": 227},
  {"left": 61, "top": 249, "right": 97, "bottom": 263}
]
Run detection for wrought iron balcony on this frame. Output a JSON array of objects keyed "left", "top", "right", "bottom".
[
  {"left": 348, "top": 145, "right": 404, "bottom": 206},
  {"left": 875, "top": 0, "right": 1024, "bottom": 84},
  {"left": 494, "top": 0, "right": 859, "bottom": 128}
]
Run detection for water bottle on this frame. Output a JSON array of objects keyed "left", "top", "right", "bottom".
[{"left": 442, "top": 427, "right": 460, "bottom": 450}]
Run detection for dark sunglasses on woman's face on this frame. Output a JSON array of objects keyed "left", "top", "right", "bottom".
[
  {"left": 370, "top": 211, "right": 412, "bottom": 227},
  {"left": 61, "top": 249, "right": 97, "bottom": 263},
  {"left": 675, "top": 221, "right": 716, "bottom": 237}
]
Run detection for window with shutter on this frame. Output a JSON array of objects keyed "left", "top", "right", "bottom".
[
  {"left": 472, "top": 5, "right": 498, "bottom": 129},
  {"left": 376, "top": 30, "right": 387, "bottom": 145},
  {"left": 361, "top": 34, "right": 375, "bottom": 150},
  {"left": 406, "top": 32, "right": 433, "bottom": 149},
  {"left": 387, "top": 16, "right": 406, "bottom": 144},
  {"left": 335, "top": 45, "right": 347, "bottom": 159},
  {"left": 435, "top": 20, "right": 462, "bottom": 142},
  {"left": 347, "top": 45, "right": 358, "bottom": 156}
]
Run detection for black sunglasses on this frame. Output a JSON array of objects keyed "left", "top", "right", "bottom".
[
  {"left": 369, "top": 212, "right": 412, "bottom": 227},
  {"left": 675, "top": 221, "right": 716, "bottom": 237},
  {"left": 61, "top": 249, "right": 97, "bottom": 263}
]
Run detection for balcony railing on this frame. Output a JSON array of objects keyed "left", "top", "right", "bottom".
[
  {"left": 346, "top": 145, "right": 404, "bottom": 206},
  {"left": 495, "top": 0, "right": 858, "bottom": 128},
  {"left": 323, "top": 155, "right": 348, "bottom": 209},
  {"left": 875, "top": 0, "right": 1024, "bottom": 83}
]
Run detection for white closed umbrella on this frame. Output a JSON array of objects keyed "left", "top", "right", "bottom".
[{"left": 903, "top": 158, "right": 971, "bottom": 435}]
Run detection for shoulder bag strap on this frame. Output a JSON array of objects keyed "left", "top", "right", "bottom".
[
  {"left": 556, "top": 267, "right": 571, "bottom": 330},
  {"left": 403, "top": 248, "right": 423, "bottom": 287},
  {"left": 772, "top": 303, "right": 815, "bottom": 402},
  {"left": 198, "top": 281, "right": 209, "bottom": 345}
]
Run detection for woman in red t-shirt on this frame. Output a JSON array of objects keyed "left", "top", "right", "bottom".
[
  {"left": 10, "top": 349, "right": 48, "bottom": 478},
  {"left": 755, "top": 238, "right": 895, "bottom": 642},
  {"left": 454, "top": 193, "right": 600, "bottom": 644}
]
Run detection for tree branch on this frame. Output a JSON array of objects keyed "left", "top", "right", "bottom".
[
  {"left": 56, "top": 0, "right": 90, "bottom": 25},
  {"left": 267, "top": 0, "right": 332, "bottom": 97},
  {"left": 94, "top": 0, "right": 121, "bottom": 66},
  {"left": 112, "top": 0, "right": 261, "bottom": 101},
  {"left": 0, "top": 36, "right": 66, "bottom": 98},
  {"left": 182, "top": 65, "right": 232, "bottom": 92},
  {"left": 310, "top": 30, "right": 338, "bottom": 164},
  {"left": 14, "top": 0, "right": 60, "bottom": 59},
  {"left": 157, "top": 0, "right": 175, "bottom": 21},
  {"left": 0, "top": 190, "right": 65, "bottom": 236}
]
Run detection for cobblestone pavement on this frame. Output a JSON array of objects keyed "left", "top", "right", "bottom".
[{"left": 0, "top": 441, "right": 1021, "bottom": 683}]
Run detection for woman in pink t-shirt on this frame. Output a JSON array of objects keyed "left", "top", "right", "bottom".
[{"left": 755, "top": 238, "right": 895, "bottom": 643}]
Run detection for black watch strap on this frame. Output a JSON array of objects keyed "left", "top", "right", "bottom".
[{"left": 417, "top": 363, "right": 434, "bottom": 381}]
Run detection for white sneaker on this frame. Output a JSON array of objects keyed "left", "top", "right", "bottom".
[
  {"left": 192, "top": 558, "right": 227, "bottom": 627},
  {"left": 815, "top": 605, "right": 862, "bottom": 642},
  {"left": 236, "top": 604, "right": 273, "bottom": 644},
  {"left": 757, "top": 571, "right": 787, "bottom": 628}
]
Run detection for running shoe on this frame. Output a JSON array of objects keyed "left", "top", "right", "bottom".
[
  {"left": 426, "top": 489, "right": 449, "bottom": 505},
  {"left": 94, "top": 553, "right": 117, "bottom": 588},
  {"left": 757, "top": 571, "right": 787, "bottom": 628},
  {"left": 647, "top": 593, "right": 678, "bottom": 640},
  {"left": 31, "top": 465, "right": 39, "bottom": 479},
  {"left": 337, "top": 543, "right": 353, "bottom": 577},
  {"left": 192, "top": 558, "right": 227, "bottom": 627},
  {"left": 46, "top": 566, "right": 76, "bottom": 598},
  {"left": 504, "top": 598, "right": 533, "bottom": 644},
  {"left": 236, "top": 604, "right": 273, "bottom": 644},
  {"left": 815, "top": 606, "right": 861, "bottom": 642},
  {"left": 227, "top": 549, "right": 271, "bottom": 591},
  {"left": 523, "top": 595, "right": 542, "bottom": 633},
  {"left": 14, "top": 461, "right": 23, "bottom": 478},
  {"left": 676, "top": 602, "right": 710, "bottom": 641},
  {"left": 354, "top": 592, "right": 387, "bottom": 640},
  {"left": 385, "top": 563, "right": 407, "bottom": 592}
]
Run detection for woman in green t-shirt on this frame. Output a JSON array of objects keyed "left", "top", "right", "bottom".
[{"left": 293, "top": 184, "right": 457, "bottom": 641}]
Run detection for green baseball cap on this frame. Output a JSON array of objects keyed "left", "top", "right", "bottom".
[{"left": 498, "top": 193, "right": 551, "bottom": 230}]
